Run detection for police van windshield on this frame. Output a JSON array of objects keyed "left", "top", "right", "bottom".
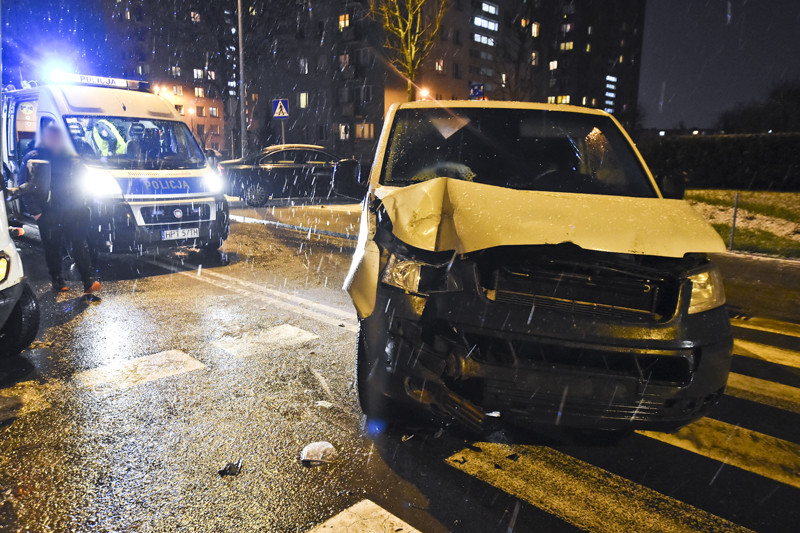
[
  {"left": 63, "top": 116, "right": 206, "bottom": 170},
  {"left": 381, "top": 108, "right": 656, "bottom": 198}
]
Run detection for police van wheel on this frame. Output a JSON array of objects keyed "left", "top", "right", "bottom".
[
  {"left": 0, "top": 284, "right": 40, "bottom": 358},
  {"left": 356, "top": 321, "right": 404, "bottom": 422},
  {"left": 244, "top": 182, "right": 268, "bottom": 207}
]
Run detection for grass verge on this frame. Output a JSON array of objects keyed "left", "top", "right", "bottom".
[{"left": 711, "top": 223, "right": 800, "bottom": 258}]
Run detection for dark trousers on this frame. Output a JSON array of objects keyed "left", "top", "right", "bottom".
[{"left": 37, "top": 207, "right": 94, "bottom": 287}]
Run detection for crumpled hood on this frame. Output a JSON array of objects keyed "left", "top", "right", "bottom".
[{"left": 376, "top": 177, "right": 725, "bottom": 257}]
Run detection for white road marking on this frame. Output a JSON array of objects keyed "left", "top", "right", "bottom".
[
  {"left": 733, "top": 339, "right": 800, "bottom": 369},
  {"left": 731, "top": 317, "right": 800, "bottom": 339},
  {"left": 308, "top": 499, "right": 421, "bottom": 533},
  {"left": 726, "top": 372, "right": 800, "bottom": 414},
  {"left": 147, "top": 258, "right": 358, "bottom": 333},
  {"left": 74, "top": 350, "right": 205, "bottom": 390},
  {"left": 212, "top": 324, "right": 318, "bottom": 357},
  {"left": 639, "top": 417, "right": 800, "bottom": 489},
  {"left": 447, "top": 442, "right": 752, "bottom": 533}
]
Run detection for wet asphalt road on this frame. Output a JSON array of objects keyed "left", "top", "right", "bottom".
[{"left": 1, "top": 216, "right": 799, "bottom": 532}]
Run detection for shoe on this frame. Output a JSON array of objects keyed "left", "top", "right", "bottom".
[
  {"left": 52, "top": 277, "right": 69, "bottom": 292},
  {"left": 84, "top": 280, "right": 102, "bottom": 294}
]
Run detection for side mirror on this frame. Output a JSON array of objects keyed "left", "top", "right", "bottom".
[
  {"left": 655, "top": 173, "right": 685, "bottom": 200},
  {"left": 332, "top": 159, "right": 368, "bottom": 199}
]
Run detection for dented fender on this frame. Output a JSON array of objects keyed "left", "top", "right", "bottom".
[{"left": 343, "top": 199, "right": 381, "bottom": 318}]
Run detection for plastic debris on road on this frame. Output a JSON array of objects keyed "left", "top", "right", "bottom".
[
  {"left": 218, "top": 458, "right": 243, "bottom": 476},
  {"left": 300, "top": 441, "right": 338, "bottom": 466},
  {"left": 314, "top": 400, "right": 334, "bottom": 409}
]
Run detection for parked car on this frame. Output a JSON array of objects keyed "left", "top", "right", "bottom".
[
  {"left": 219, "top": 144, "right": 347, "bottom": 206},
  {"left": 343, "top": 101, "right": 732, "bottom": 435},
  {"left": 1, "top": 168, "right": 39, "bottom": 357}
]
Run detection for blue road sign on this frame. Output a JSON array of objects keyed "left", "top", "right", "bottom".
[
  {"left": 469, "top": 83, "right": 484, "bottom": 99},
  {"left": 272, "top": 99, "right": 290, "bottom": 119}
]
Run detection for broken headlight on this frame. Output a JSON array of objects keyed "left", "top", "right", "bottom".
[
  {"left": 687, "top": 265, "right": 726, "bottom": 314},
  {"left": 381, "top": 253, "right": 459, "bottom": 295}
]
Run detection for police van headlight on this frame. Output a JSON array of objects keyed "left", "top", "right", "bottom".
[
  {"left": 203, "top": 169, "right": 224, "bottom": 194},
  {"left": 688, "top": 265, "right": 726, "bottom": 314},
  {"left": 83, "top": 167, "right": 123, "bottom": 198}
]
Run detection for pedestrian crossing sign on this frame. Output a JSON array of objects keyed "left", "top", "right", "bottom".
[{"left": 272, "top": 99, "right": 290, "bottom": 119}]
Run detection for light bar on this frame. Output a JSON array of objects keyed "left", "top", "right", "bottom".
[{"left": 49, "top": 72, "right": 150, "bottom": 91}]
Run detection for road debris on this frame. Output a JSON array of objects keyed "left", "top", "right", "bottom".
[
  {"left": 300, "top": 441, "right": 338, "bottom": 465},
  {"left": 314, "top": 400, "right": 334, "bottom": 409},
  {"left": 218, "top": 458, "right": 243, "bottom": 476}
]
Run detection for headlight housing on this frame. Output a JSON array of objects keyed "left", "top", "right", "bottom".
[
  {"left": 203, "top": 169, "right": 224, "bottom": 194},
  {"left": 381, "top": 253, "right": 460, "bottom": 295},
  {"left": 687, "top": 265, "right": 726, "bottom": 314},
  {"left": 0, "top": 253, "right": 9, "bottom": 283},
  {"left": 83, "top": 167, "right": 123, "bottom": 198}
]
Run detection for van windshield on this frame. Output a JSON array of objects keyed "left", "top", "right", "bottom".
[
  {"left": 381, "top": 108, "right": 657, "bottom": 198},
  {"left": 64, "top": 116, "right": 206, "bottom": 170}
]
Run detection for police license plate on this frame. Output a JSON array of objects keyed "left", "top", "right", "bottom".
[{"left": 161, "top": 228, "right": 200, "bottom": 240}]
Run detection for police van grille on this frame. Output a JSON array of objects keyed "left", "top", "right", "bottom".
[{"left": 140, "top": 204, "right": 210, "bottom": 224}]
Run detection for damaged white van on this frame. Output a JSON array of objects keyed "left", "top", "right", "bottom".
[{"left": 344, "top": 101, "right": 732, "bottom": 434}]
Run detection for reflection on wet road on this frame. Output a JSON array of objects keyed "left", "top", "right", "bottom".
[{"left": 1, "top": 217, "right": 798, "bottom": 532}]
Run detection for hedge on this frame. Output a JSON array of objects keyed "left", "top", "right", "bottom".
[{"left": 635, "top": 133, "right": 800, "bottom": 191}]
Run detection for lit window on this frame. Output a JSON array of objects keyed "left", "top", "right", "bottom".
[
  {"left": 585, "top": 43, "right": 591, "bottom": 52},
  {"left": 474, "top": 16, "right": 499, "bottom": 32},
  {"left": 559, "top": 41, "right": 574, "bottom": 51},
  {"left": 561, "top": 23, "right": 574, "bottom": 32},
  {"left": 209, "top": 107, "right": 218, "bottom": 117},
  {"left": 619, "top": 55, "right": 624, "bottom": 63},
  {"left": 124, "top": 9, "right": 130, "bottom": 20},
  {"left": 581, "top": 96, "right": 587, "bottom": 105},
  {"left": 171, "top": 66, "right": 181, "bottom": 77},
  {"left": 481, "top": 2, "right": 498, "bottom": 16},
  {"left": 299, "top": 92, "right": 309, "bottom": 108},
  {"left": 530, "top": 51, "right": 538, "bottom": 66},
  {"left": 196, "top": 106, "right": 205, "bottom": 117},
  {"left": 339, "top": 53, "right": 350, "bottom": 69},
  {"left": 588, "top": 26, "right": 593, "bottom": 35},
  {"left": 190, "top": 11, "right": 200, "bottom": 23},
  {"left": 606, "top": 83, "right": 616, "bottom": 90},
  {"left": 193, "top": 68, "right": 203, "bottom": 80},
  {"left": 606, "top": 75, "right": 618, "bottom": 82},
  {"left": 547, "top": 96, "right": 556, "bottom": 104},
  {"left": 355, "top": 122, "right": 374, "bottom": 140},
  {"left": 520, "top": 18, "right": 529, "bottom": 27},
  {"left": 549, "top": 60, "right": 558, "bottom": 70},
  {"left": 605, "top": 92, "right": 616, "bottom": 98},
  {"left": 228, "top": 81, "right": 236, "bottom": 88},
  {"left": 339, "top": 14, "right": 350, "bottom": 30},
  {"left": 299, "top": 58, "right": 309, "bottom": 74},
  {"left": 195, "top": 87, "right": 204, "bottom": 97},
  {"left": 556, "top": 95, "right": 570, "bottom": 104},
  {"left": 338, "top": 123, "right": 350, "bottom": 140},
  {"left": 175, "top": 104, "right": 184, "bottom": 115},
  {"left": 531, "top": 22, "right": 540, "bottom": 37},
  {"left": 435, "top": 59, "right": 444, "bottom": 72},
  {"left": 473, "top": 33, "right": 495, "bottom": 46},
  {"left": 173, "top": 85, "right": 182, "bottom": 95},
  {"left": 604, "top": 107, "right": 614, "bottom": 113},
  {"left": 252, "top": 93, "right": 259, "bottom": 102},
  {"left": 605, "top": 100, "right": 614, "bottom": 106},
  {"left": 207, "top": 70, "right": 215, "bottom": 80}
]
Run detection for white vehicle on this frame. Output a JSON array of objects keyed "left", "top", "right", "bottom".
[
  {"left": 2, "top": 74, "right": 229, "bottom": 253},
  {"left": 0, "top": 181, "right": 38, "bottom": 357}
]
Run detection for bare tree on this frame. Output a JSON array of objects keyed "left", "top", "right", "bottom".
[{"left": 370, "top": 0, "right": 449, "bottom": 101}]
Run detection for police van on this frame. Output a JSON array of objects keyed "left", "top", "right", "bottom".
[{"left": 2, "top": 74, "right": 229, "bottom": 253}]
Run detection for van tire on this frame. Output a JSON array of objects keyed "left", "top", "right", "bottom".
[
  {"left": 0, "top": 284, "right": 40, "bottom": 358},
  {"left": 356, "top": 321, "right": 403, "bottom": 421}
]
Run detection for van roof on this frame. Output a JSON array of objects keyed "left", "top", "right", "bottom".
[
  {"left": 36, "top": 85, "right": 179, "bottom": 121},
  {"left": 392, "top": 100, "right": 612, "bottom": 117}
]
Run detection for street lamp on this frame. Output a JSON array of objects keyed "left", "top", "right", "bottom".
[{"left": 418, "top": 88, "right": 431, "bottom": 100}]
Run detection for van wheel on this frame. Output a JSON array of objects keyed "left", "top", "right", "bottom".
[
  {"left": 356, "top": 322, "right": 403, "bottom": 421},
  {"left": 244, "top": 182, "right": 268, "bottom": 207},
  {"left": 0, "top": 284, "right": 40, "bottom": 358}
]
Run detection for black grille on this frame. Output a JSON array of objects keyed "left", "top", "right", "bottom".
[
  {"left": 487, "top": 264, "right": 674, "bottom": 322},
  {"left": 140, "top": 204, "right": 210, "bottom": 224}
]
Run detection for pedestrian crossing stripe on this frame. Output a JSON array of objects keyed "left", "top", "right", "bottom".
[
  {"left": 639, "top": 417, "right": 800, "bottom": 489},
  {"left": 446, "top": 441, "right": 752, "bottom": 533},
  {"left": 733, "top": 338, "right": 800, "bottom": 369},
  {"left": 212, "top": 324, "right": 318, "bottom": 357},
  {"left": 308, "top": 499, "right": 421, "bottom": 532},
  {"left": 74, "top": 349, "right": 205, "bottom": 390},
  {"left": 726, "top": 372, "right": 800, "bottom": 415},
  {"left": 730, "top": 316, "right": 800, "bottom": 338}
]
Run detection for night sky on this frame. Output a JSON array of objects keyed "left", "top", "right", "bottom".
[{"left": 639, "top": 0, "right": 800, "bottom": 129}]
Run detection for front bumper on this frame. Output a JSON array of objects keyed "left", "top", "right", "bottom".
[
  {"left": 87, "top": 197, "right": 230, "bottom": 253},
  {"left": 366, "top": 269, "right": 733, "bottom": 432}
]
